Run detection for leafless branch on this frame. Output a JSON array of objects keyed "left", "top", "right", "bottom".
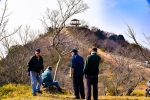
[
  {"left": 40, "top": 0, "right": 89, "bottom": 81},
  {"left": 125, "top": 23, "right": 150, "bottom": 62},
  {"left": 0, "top": 0, "right": 21, "bottom": 42}
]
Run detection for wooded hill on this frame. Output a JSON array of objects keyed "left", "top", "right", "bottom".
[{"left": 0, "top": 26, "right": 150, "bottom": 96}]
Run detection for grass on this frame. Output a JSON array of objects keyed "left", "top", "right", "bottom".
[
  {"left": 1, "top": 84, "right": 150, "bottom": 100},
  {"left": 130, "top": 90, "right": 146, "bottom": 96},
  {"left": 0, "top": 84, "right": 31, "bottom": 99},
  {"left": 0, "top": 84, "right": 73, "bottom": 100}
]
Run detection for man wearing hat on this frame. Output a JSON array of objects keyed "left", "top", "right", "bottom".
[
  {"left": 70, "top": 48, "right": 85, "bottom": 99},
  {"left": 27, "top": 48, "right": 44, "bottom": 96},
  {"left": 42, "top": 66, "right": 64, "bottom": 93}
]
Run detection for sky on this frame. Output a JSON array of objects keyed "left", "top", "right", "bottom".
[{"left": 0, "top": 0, "right": 150, "bottom": 46}]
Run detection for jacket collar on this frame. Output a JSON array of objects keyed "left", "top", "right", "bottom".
[
  {"left": 91, "top": 52, "right": 97, "bottom": 55},
  {"left": 45, "top": 69, "right": 51, "bottom": 72},
  {"left": 73, "top": 54, "right": 78, "bottom": 56},
  {"left": 34, "top": 55, "right": 41, "bottom": 59}
]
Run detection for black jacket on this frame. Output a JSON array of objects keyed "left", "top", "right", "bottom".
[{"left": 27, "top": 55, "right": 44, "bottom": 73}]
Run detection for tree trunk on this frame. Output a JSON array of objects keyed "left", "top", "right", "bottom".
[
  {"left": 125, "top": 82, "right": 139, "bottom": 96},
  {"left": 125, "top": 88, "right": 135, "bottom": 96},
  {"left": 53, "top": 54, "right": 62, "bottom": 81}
]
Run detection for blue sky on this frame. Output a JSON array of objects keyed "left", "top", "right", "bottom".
[
  {"left": 97, "top": 0, "right": 150, "bottom": 44},
  {"left": 0, "top": 0, "right": 150, "bottom": 46},
  {"left": 147, "top": 0, "right": 150, "bottom": 4}
]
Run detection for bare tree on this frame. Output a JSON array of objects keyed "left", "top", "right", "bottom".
[
  {"left": 0, "top": 48, "right": 5, "bottom": 58},
  {"left": 0, "top": 0, "right": 21, "bottom": 60},
  {"left": 1, "top": 33, "right": 14, "bottom": 55},
  {"left": 101, "top": 47, "right": 144, "bottom": 96},
  {"left": 125, "top": 24, "right": 150, "bottom": 63},
  {"left": 1, "top": 45, "right": 30, "bottom": 84},
  {"left": 40, "top": 0, "right": 89, "bottom": 81},
  {"left": 18, "top": 25, "right": 31, "bottom": 45},
  {"left": 0, "top": 0, "right": 21, "bottom": 42},
  {"left": 17, "top": 25, "right": 39, "bottom": 45},
  {"left": 125, "top": 5, "right": 150, "bottom": 60},
  {"left": 80, "top": 19, "right": 89, "bottom": 28}
]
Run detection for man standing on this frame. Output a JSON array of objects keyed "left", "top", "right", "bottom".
[
  {"left": 42, "top": 66, "right": 64, "bottom": 93},
  {"left": 70, "top": 48, "right": 85, "bottom": 99},
  {"left": 27, "top": 48, "right": 44, "bottom": 96},
  {"left": 83, "top": 47, "right": 101, "bottom": 100}
]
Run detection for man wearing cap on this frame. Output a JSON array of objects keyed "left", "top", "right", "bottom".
[
  {"left": 41, "top": 66, "right": 64, "bottom": 93},
  {"left": 70, "top": 48, "right": 85, "bottom": 99},
  {"left": 27, "top": 48, "right": 44, "bottom": 96},
  {"left": 84, "top": 47, "right": 101, "bottom": 100}
]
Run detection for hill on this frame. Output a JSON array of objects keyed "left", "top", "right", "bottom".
[{"left": 0, "top": 27, "right": 150, "bottom": 97}]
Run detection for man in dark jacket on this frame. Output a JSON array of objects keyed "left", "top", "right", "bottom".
[
  {"left": 27, "top": 48, "right": 44, "bottom": 96},
  {"left": 83, "top": 47, "right": 101, "bottom": 100},
  {"left": 70, "top": 48, "right": 85, "bottom": 99}
]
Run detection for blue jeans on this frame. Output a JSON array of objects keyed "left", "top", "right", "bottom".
[
  {"left": 44, "top": 81, "right": 60, "bottom": 89},
  {"left": 30, "top": 71, "right": 42, "bottom": 94}
]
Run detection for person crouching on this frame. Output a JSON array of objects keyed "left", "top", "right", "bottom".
[{"left": 42, "top": 66, "right": 64, "bottom": 93}]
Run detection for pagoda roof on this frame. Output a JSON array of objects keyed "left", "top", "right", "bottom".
[{"left": 71, "top": 19, "right": 79, "bottom": 21}]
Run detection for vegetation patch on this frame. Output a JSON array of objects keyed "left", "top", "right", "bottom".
[{"left": 0, "top": 84, "right": 31, "bottom": 99}]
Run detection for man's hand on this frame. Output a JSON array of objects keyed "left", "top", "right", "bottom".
[
  {"left": 69, "top": 68, "right": 74, "bottom": 78},
  {"left": 27, "top": 72, "right": 30, "bottom": 76},
  {"left": 69, "top": 74, "right": 72, "bottom": 78}
]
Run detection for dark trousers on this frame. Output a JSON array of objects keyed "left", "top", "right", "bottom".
[
  {"left": 73, "top": 75, "right": 85, "bottom": 99},
  {"left": 86, "top": 75, "right": 98, "bottom": 100}
]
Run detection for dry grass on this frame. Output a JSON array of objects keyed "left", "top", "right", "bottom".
[
  {"left": 97, "top": 96, "right": 150, "bottom": 100},
  {"left": 0, "top": 84, "right": 73, "bottom": 100},
  {"left": 1, "top": 84, "right": 150, "bottom": 100}
]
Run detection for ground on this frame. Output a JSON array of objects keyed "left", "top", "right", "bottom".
[{"left": 1, "top": 84, "right": 150, "bottom": 100}]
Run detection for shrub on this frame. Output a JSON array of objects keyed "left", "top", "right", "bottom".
[
  {"left": 0, "top": 84, "right": 30, "bottom": 99},
  {"left": 99, "top": 47, "right": 105, "bottom": 52}
]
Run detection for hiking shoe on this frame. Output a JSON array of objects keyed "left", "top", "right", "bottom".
[
  {"left": 43, "top": 85, "right": 48, "bottom": 88},
  {"left": 60, "top": 90, "right": 64, "bottom": 93},
  {"left": 58, "top": 88, "right": 64, "bottom": 93},
  {"left": 32, "top": 93, "right": 36, "bottom": 96},
  {"left": 42, "top": 85, "right": 47, "bottom": 88},
  {"left": 42, "top": 82, "right": 47, "bottom": 88},
  {"left": 36, "top": 90, "right": 42, "bottom": 94}
]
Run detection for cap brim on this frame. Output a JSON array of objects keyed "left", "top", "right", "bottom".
[{"left": 69, "top": 50, "right": 73, "bottom": 53}]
